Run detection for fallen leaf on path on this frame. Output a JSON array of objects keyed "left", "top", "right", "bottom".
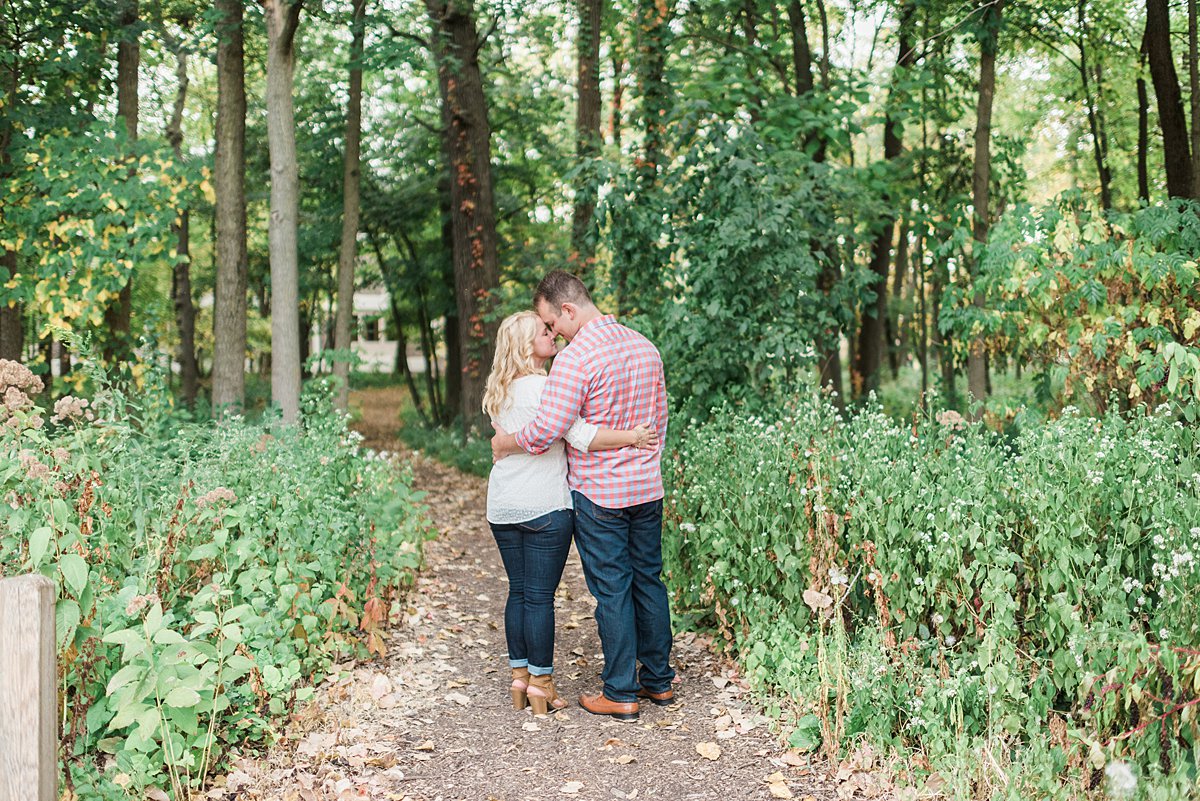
[
  {"left": 765, "top": 772, "right": 787, "bottom": 783},
  {"left": 444, "top": 692, "right": 471, "bottom": 705},
  {"left": 616, "top": 754, "right": 636, "bottom": 764},
  {"left": 780, "top": 752, "right": 806, "bottom": 767},
  {"left": 414, "top": 741, "right": 434, "bottom": 751},
  {"left": 696, "top": 742, "right": 721, "bottom": 760},
  {"left": 522, "top": 721, "right": 541, "bottom": 732},
  {"left": 711, "top": 677, "right": 729, "bottom": 689},
  {"left": 560, "top": 780, "right": 585, "bottom": 794},
  {"left": 768, "top": 783, "right": 794, "bottom": 799}
]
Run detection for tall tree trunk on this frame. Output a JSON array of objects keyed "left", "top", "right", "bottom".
[
  {"left": 886, "top": 217, "right": 910, "bottom": 379},
  {"left": 1138, "top": 35, "right": 1152, "bottom": 203},
  {"left": 335, "top": 0, "right": 367, "bottom": 411},
  {"left": 262, "top": 0, "right": 304, "bottom": 424},
  {"left": 212, "top": 0, "right": 249, "bottom": 414},
  {"left": 426, "top": 0, "right": 500, "bottom": 436},
  {"left": 1191, "top": 0, "right": 1200, "bottom": 197},
  {"left": 636, "top": 0, "right": 672, "bottom": 182},
  {"left": 1078, "top": 0, "right": 1113, "bottom": 209},
  {"left": 437, "top": 175, "right": 459, "bottom": 426},
  {"left": 166, "top": 31, "right": 199, "bottom": 407},
  {"left": 789, "top": 0, "right": 842, "bottom": 402},
  {"left": 1146, "top": 0, "right": 1194, "bottom": 198},
  {"left": 967, "top": 0, "right": 1003, "bottom": 412},
  {"left": 1, "top": 65, "right": 22, "bottom": 362},
  {"left": 104, "top": 0, "right": 139, "bottom": 364},
  {"left": 0, "top": 250, "right": 20, "bottom": 361},
  {"left": 855, "top": 0, "right": 913, "bottom": 399},
  {"left": 611, "top": 52, "right": 625, "bottom": 150},
  {"left": 571, "top": 0, "right": 603, "bottom": 268}
]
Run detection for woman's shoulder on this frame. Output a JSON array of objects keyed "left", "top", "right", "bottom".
[{"left": 513, "top": 374, "right": 547, "bottom": 393}]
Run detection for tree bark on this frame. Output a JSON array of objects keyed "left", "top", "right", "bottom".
[
  {"left": 1146, "top": 0, "right": 1194, "bottom": 198},
  {"left": 1078, "top": 0, "right": 1113, "bottom": 209},
  {"left": 855, "top": 0, "right": 913, "bottom": 398},
  {"left": 1138, "top": 34, "right": 1151, "bottom": 203},
  {"left": 212, "top": 0, "right": 249, "bottom": 414},
  {"left": 104, "top": 0, "right": 139, "bottom": 363},
  {"left": 1191, "top": 0, "right": 1200, "bottom": 197},
  {"left": 636, "top": 0, "right": 672, "bottom": 182},
  {"left": 886, "top": 217, "right": 910, "bottom": 379},
  {"left": 611, "top": 52, "right": 625, "bottom": 150},
  {"left": 334, "top": 0, "right": 367, "bottom": 411},
  {"left": 0, "top": 250, "right": 20, "bottom": 362},
  {"left": 967, "top": 0, "right": 1003, "bottom": 412},
  {"left": 261, "top": 0, "right": 304, "bottom": 424},
  {"left": 570, "top": 0, "right": 603, "bottom": 268},
  {"left": 426, "top": 0, "right": 500, "bottom": 435},
  {"left": 789, "top": 0, "right": 841, "bottom": 402},
  {"left": 166, "top": 31, "right": 198, "bottom": 407}
]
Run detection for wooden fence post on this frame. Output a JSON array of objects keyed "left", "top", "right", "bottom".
[{"left": 0, "top": 574, "right": 57, "bottom": 801}]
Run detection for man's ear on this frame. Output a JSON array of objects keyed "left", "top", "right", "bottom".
[{"left": 560, "top": 302, "right": 578, "bottom": 319}]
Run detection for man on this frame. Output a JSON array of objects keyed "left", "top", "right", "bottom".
[{"left": 490, "top": 270, "right": 675, "bottom": 721}]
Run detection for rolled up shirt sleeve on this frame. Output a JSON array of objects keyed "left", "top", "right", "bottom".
[{"left": 514, "top": 352, "right": 588, "bottom": 454}]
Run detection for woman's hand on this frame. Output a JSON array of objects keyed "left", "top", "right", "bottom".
[{"left": 631, "top": 423, "right": 659, "bottom": 450}]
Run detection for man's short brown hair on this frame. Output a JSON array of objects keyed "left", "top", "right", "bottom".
[{"left": 533, "top": 270, "right": 592, "bottom": 308}]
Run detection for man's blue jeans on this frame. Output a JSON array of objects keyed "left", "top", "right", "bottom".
[
  {"left": 572, "top": 492, "right": 675, "bottom": 703},
  {"left": 490, "top": 510, "right": 574, "bottom": 676}
]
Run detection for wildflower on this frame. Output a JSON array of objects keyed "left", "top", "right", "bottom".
[
  {"left": 125, "top": 592, "right": 161, "bottom": 617},
  {"left": 51, "top": 395, "right": 92, "bottom": 424},
  {"left": 197, "top": 487, "right": 237, "bottom": 508},
  {"left": 1104, "top": 761, "right": 1136, "bottom": 798}
]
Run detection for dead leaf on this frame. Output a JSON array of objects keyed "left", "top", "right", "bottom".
[
  {"left": 616, "top": 754, "right": 636, "bottom": 765},
  {"left": 802, "top": 588, "right": 833, "bottom": 612},
  {"left": 765, "top": 772, "right": 787, "bottom": 784},
  {"left": 696, "top": 742, "right": 721, "bottom": 761},
  {"left": 560, "top": 780, "right": 585, "bottom": 794},
  {"left": 522, "top": 721, "right": 541, "bottom": 732},
  {"left": 711, "top": 677, "right": 729, "bottom": 689},
  {"left": 444, "top": 692, "right": 471, "bottom": 706},
  {"left": 780, "top": 752, "right": 806, "bottom": 767},
  {"left": 414, "top": 741, "right": 434, "bottom": 752},
  {"left": 768, "top": 783, "right": 794, "bottom": 800}
]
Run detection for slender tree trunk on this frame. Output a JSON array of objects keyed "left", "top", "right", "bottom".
[
  {"left": 105, "top": 0, "right": 139, "bottom": 363},
  {"left": 165, "top": 27, "right": 199, "bottom": 408},
  {"left": 789, "top": 0, "right": 842, "bottom": 402},
  {"left": 856, "top": 0, "right": 913, "bottom": 398},
  {"left": 212, "top": 0, "right": 248, "bottom": 413},
  {"left": 967, "top": 0, "right": 1003, "bottom": 412},
  {"left": 1146, "top": 0, "right": 1194, "bottom": 198},
  {"left": 0, "top": 250, "right": 20, "bottom": 361},
  {"left": 1138, "top": 36, "right": 1152, "bottom": 203},
  {"left": 335, "top": 0, "right": 367, "bottom": 411},
  {"left": 426, "top": 0, "right": 500, "bottom": 435},
  {"left": 611, "top": 53, "right": 625, "bottom": 150},
  {"left": 886, "top": 217, "right": 910, "bottom": 379},
  {"left": 1078, "top": 0, "right": 1113, "bottom": 209},
  {"left": 1, "top": 65, "right": 22, "bottom": 362},
  {"left": 1191, "top": 0, "right": 1200, "bottom": 197},
  {"left": 571, "top": 0, "right": 603, "bottom": 267},
  {"left": 437, "top": 175, "right": 460, "bottom": 426},
  {"left": 261, "top": 0, "right": 304, "bottom": 423}
]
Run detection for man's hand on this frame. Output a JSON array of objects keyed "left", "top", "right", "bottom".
[{"left": 491, "top": 422, "right": 521, "bottom": 463}]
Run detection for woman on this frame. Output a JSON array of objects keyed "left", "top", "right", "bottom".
[{"left": 483, "top": 311, "right": 657, "bottom": 714}]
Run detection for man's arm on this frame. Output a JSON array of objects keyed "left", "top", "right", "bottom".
[
  {"left": 654, "top": 359, "right": 668, "bottom": 448},
  {"left": 492, "top": 353, "right": 588, "bottom": 458}
]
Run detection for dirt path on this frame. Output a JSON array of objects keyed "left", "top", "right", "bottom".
[{"left": 215, "top": 388, "right": 836, "bottom": 801}]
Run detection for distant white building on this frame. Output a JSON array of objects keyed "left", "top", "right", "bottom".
[{"left": 309, "top": 287, "right": 428, "bottom": 374}]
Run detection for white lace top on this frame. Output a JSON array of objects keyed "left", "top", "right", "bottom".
[{"left": 486, "top": 375, "right": 597, "bottom": 525}]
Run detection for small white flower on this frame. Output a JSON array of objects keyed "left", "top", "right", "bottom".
[
  {"left": 1105, "top": 761, "right": 1137, "bottom": 798},
  {"left": 944, "top": 635, "right": 956, "bottom": 646}
]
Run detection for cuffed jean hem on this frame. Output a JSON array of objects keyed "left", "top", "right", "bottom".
[
  {"left": 508, "top": 658, "right": 529, "bottom": 668},
  {"left": 528, "top": 664, "right": 553, "bottom": 676}
]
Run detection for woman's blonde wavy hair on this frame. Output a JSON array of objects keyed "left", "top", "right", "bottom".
[{"left": 482, "top": 311, "right": 547, "bottom": 419}]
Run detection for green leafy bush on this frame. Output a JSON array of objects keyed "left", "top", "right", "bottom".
[
  {"left": 666, "top": 396, "right": 1200, "bottom": 797},
  {"left": 0, "top": 364, "right": 431, "bottom": 799}
]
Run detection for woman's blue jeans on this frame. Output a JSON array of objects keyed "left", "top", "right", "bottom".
[{"left": 489, "top": 509, "right": 573, "bottom": 676}]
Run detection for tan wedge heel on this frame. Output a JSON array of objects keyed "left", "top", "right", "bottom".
[
  {"left": 527, "top": 673, "right": 566, "bottom": 715},
  {"left": 511, "top": 667, "right": 530, "bottom": 710}
]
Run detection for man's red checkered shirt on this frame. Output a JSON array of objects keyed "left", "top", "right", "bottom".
[{"left": 514, "top": 315, "right": 667, "bottom": 509}]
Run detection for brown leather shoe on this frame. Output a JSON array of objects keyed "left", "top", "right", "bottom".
[
  {"left": 637, "top": 686, "right": 676, "bottom": 706},
  {"left": 579, "top": 692, "right": 639, "bottom": 721}
]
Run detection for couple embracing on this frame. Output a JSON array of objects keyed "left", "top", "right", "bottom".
[{"left": 484, "top": 270, "right": 675, "bottom": 722}]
